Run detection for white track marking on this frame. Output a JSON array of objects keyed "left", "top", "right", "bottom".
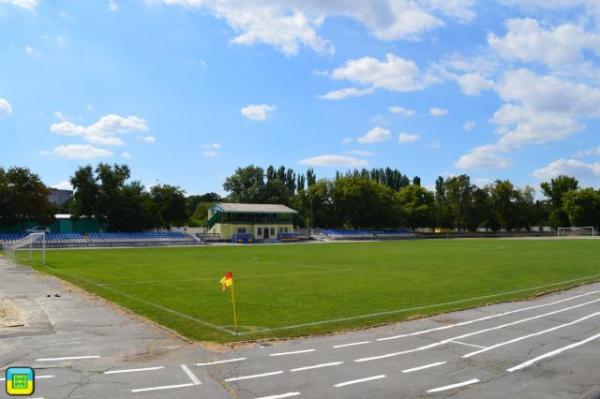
[
  {"left": 334, "top": 375, "right": 386, "bottom": 388},
  {"left": 225, "top": 371, "right": 284, "bottom": 382},
  {"left": 252, "top": 393, "right": 300, "bottom": 399},
  {"left": 507, "top": 331, "right": 600, "bottom": 372},
  {"left": 237, "top": 280, "right": 600, "bottom": 335},
  {"left": 195, "top": 357, "right": 247, "bottom": 366},
  {"left": 290, "top": 362, "right": 343, "bottom": 372},
  {"left": 377, "top": 289, "right": 600, "bottom": 342},
  {"left": 333, "top": 341, "right": 371, "bottom": 349},
  {"left": 180, "top": 364, "right": 201, "bottom": 385},
  {"left": 104, "top": 366, "right": 164, "bottom": 375},
  {"left": 402, "top": 361, "right": 446, "bottom": 373},
  {"left": 131, "top": 383, "right": 195, "bottom": 393},
  {"left": 356, "top": 297, "right": 600, "bottom": 363},
  {"left": 448, "top": 340, "right": 487, "bottom": 349},
  {"left": 464, "top": 310, "right": 600, "bottom": 358},
  {"left": 269, "top": 349, "right": 315, "bottom": 357},
  {"left": 427, "top": 378, "right": 480, "bottom": 393},
  {"left": 36, "top": 355, "right": 100, "bottom": 362}
]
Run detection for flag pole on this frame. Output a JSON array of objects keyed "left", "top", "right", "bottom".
[{"left": 230, "top": 281, "right": 239, "bottom": 335}]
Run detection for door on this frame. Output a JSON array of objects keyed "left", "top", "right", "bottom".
[{"left": 263, "top": 227, "right": 269, "bottom": 239}]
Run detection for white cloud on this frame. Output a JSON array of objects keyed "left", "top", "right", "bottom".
[
  {"left": 24, "top": 46, "right": 35, "bottom": 56},
  {"left": 138, "top": 135, "right": 156, "bottom": 143},
  {"left": 121, "top": 151, "right": 132, "bottom": 159},
  {"left": 0, "top": 0, "right": 38, "bottom": 10},
  {"left": 455, "top": 73, "right": 494, "bottom": 96},
  {"left": 50, "top": 144, "right": 113, "bottom": 160},
  {"left": 455, "top": 145, "right": 512, "bottom": 170},
  {"left": 0, "top": 98, "right": 12, "bottom": 118},
  {"left": 319, "top": 87, "right": 374, "bottom": 100},
  {"left": 203, "top": 143, "right": 221, "bottom": 149},
  {"left": 488, "top": 18, "right": 600, "bottom": 68},
  {"left": 398, "top": 132, "right": 420, "bottom": 143},
  {"left": 51, "top": 180, "right": 73, "bottom": 190},
  {"left": 331, "top": 53, "right": 434, "bottom": 93},
  {"left": 429, "top": 107, "right": 448, "bottom": 116},
  {"left": 53, "top": 111, "right": 68, "bottom": 121},
  {"left": 533, "top": 159, "right": 600, "bottom": 182},
  {"left": 299, "top": 154, "right": 368, "bottom": 167},
  {"left": 429, "top": 141, "right": 441, "bottom": 150},
  {"left": 108, "top": 0, "right": 118, "bottom": 11},
  {"left": 388, "top": 106, "right": 416, "bottom": 117},
  {"left": 158, "top": 1, "right": 476, "bottom": 55},
  {"left": 341, "top": 137, "right": 354, "bottom": 144},
  {"left": 574, "top": 147, "right": 600, "bottom": 158},
  {"left": 241, "top": 104, "right": 276, "bottom": 121},
  {"left": 358, "top": 126, "right": 391, "bottom": 143},
  {"left": 345, "top": 150, "right": 375, "bottom": 157},
  {"left": 50, "top": 114, "right": 149, "bottom": 146},
  {"left": 463, "top": 120, "right": 477, "bottom": 131}
]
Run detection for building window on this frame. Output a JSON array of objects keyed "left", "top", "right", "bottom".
[
  {"left": 257, "top": 228, "right": 262, "bottom": 236},
  {"left": 237, "top": 227, "right": 246, "bottom": 234},
  {"left": 270, "top": 227, "right": 275, "bottom": 235}
]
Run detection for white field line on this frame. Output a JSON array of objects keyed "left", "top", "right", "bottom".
[
  {"left": 333, "top": 341, "right": 371, "bottom": 349},
  {"left": 269, "top": 349, "right": 315, "bottom": 357},
  {"left": 334, "top": 375, "right": 386, "bottom": 388},
  {"left": 36, "top": 355, "right": 100, "bottom": 362},
  {"left": 0, "top": 375, "right": 54, "bottom": 382},
  {"left": 252, "top": 392, "right": 300, "bottom": 399},
  {"left": 195, "top": 358, "right": 247, "bottom": 366},
  {"left": 355, "top": 297, "right": 600, "bottom": 363},
  {"left": 131, "top": 383, "right": 195, "bottom": 393},
  {"left": 402, "top": 361, "right": 446, "bottom": 373},
  {"left": 225, "top": 371, "right": 284, "bottom": 382},
  {"left": 104, "top": 366, "right": 164, "bottom": 375},
  {"left": 507, "top": 331, "right": 600, "bottom": 372},
  {"left": 448, "top": 340, "right": 487, "bottom": 350},
  {"left": 464, "top": 310, "right": 600, "bottom": 358},
  {"left": 237, "top": 279, "right": 600, "bottom": 335},
  {"left": 377, "top": 289, "right": 600, "bottom": 342},
  {"left": 180, "top": 364, "right": 201, "bottom": 385},
  {"left": 290, "top": 362, "right": 343, "bottom": 372},
  {"left": 426, "top": 378, "right": 480, "bottom": 393},
  {"left": 50, "top": 270, "right": 236, "bottom": 335}
]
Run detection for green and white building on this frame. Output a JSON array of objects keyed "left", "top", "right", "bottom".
[{"left": 206, "top": 203, "right": 297, "bottom": 241}]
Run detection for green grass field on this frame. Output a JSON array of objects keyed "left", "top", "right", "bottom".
[{"left": 16, "top": 239, "right": 600, "bottom": 342}]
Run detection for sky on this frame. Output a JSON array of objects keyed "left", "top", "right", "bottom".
[{"left": 1, "top": 0, "right": 600, "bottom": 196}]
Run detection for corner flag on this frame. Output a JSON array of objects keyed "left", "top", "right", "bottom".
[
  {"left": 219, "top": 271, "right": 238, "bottom": 335},
  {"left": 220, "top": 271, "right": 233, "bottom": 291}
]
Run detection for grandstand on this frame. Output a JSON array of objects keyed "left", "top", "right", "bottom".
[
  {"left": 0, "top": 231, "right": 199, "bottom": 248},
  {"left": 319, "top": 229, "right": 416, "bottom": 241}
]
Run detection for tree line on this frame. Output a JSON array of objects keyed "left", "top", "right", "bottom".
[{"left": 1, "top": 163, "right": 599, "bottom": 232}]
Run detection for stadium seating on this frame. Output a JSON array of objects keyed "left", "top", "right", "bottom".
[
  {"left": 231, "top": 233, "right": 254, "bottom": 244},
  {"left": 319, "top": 229, "right": 415, "bottom": 241},
  {"left": 278, "top": 232, "right": 300, "bottom": 242}
]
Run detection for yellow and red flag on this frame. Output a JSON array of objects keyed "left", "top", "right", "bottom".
[{"left": 220, "top": 271, "right": 233, "bottom": 291}]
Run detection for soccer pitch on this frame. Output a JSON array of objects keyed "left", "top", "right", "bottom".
[{"left": 18, "top": 239, "right": 600, "bottom": 342}]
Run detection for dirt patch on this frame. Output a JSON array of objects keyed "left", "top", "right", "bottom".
[{"left": 0, "top": 298, "right": 24, "bottom": 327}]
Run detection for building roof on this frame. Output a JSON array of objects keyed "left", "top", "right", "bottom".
[{"left": 213, "top": 203, "right": 297, "bottom": 214}]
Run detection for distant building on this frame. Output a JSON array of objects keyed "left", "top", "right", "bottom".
[
  {"left": 48, "top": 189, "right": 73, "bottom": 206},
  {"left": 206, "top": 203, "right": 297, "bottom": 241}
]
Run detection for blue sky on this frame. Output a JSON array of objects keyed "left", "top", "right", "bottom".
[{"left": 1, "top": 0, "right": 600, "bottom": 195}]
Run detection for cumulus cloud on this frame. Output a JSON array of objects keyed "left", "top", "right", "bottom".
[
  {"left": 49, "top": 144, "right": 113, "bottom": 160},
  {"left": 574, "top": 147, "right": 600, "bottom": 158},
  {"left": 429, "top": 107, "right": 448, "bottom": 116},
  {"left": 455, "top": 145, "right": 512, "bottom": 170},
  {"left": 455, "top": 73, "right": 494, "bottom": 96},
  {"left": 51, "top": 180, "right": 73, "bottom": 190},
  {"left": 358, "top": 126, "right": 391, "bottom": 143},
  {"left": 299, "top": 154, "right": 368, "bottom": 167},
  {"left": 319, "top": 87, "right": 374, "bottom": 100},
  {"left": 533, "top": 159, "right": 600, "bottom": 182},
  {"left": 202, "top": 143, "right": 222, "bottom": 157},
  {"left": 398, "top": 132, "right": 420, "bottom": 143},
  {"left": 108, "top": 0, "right": 118, "bottom": 11},
  {"left": 331, "top": 53, "right": 434, "bottom": 93},
  {"left": 0, "top": 98, "right": 12, "bottom": 118},
  {"left": 345, "top": 150, "right": 375, "bottom": 157},
  {"left": 157, "top": 1, "right": 476, "bottom": 55},
  {"left": 0, "top": 0, "right": 38, "bottom": 10},
  {"left": 121, "top": 151, "right": 132, "bottom": 159},
  {"left": 488, "top": 18, "right": 600, "bottom": 68},
  {"left": 241, "top": 104, "right": 276, "bottom": 121},
  {"left": 388, "top": 106, "right": 416, "bottom": 117},
  {"left": 50, "top": 114, "right": 149, "bottom": 146},
  {"left": 138, "top": 135, "right": 156, "bottom": 143}
]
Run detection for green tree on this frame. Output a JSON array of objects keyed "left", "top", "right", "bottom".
[
  {"left": 1, "top": 167, "right": 53, "bottom": 230},
  {"left": 540, "top": 175, "right": 579, "bottom": 228},
  {"left": 444, "top": 175, "right": 473, "bottom": 230},
  {"left": 151, "top": 184, "right": 187, "bottom": 228},
  {"left": 394, "top": 184, "right": 435, "bottom": 228},
  {"left": 563, "top": 189, "right": 600, "bottom": 228},
  {"left": 70, "top": 165, "right": 99, "bottom": 219},
  {"left": 332, "top": 177, "right": 395, "bottom": 228},
  {"left": 223, "top": 165, "right": 266, "bottom": 203}
]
